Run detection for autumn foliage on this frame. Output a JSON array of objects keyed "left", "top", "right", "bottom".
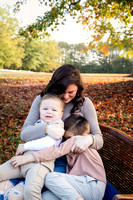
[{"left": 0, "top": 75, "right": 132, "bottom": 164}]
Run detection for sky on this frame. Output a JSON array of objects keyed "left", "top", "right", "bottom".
[{"left": 0, "top": 0, "right": 92, "bottom": 44}]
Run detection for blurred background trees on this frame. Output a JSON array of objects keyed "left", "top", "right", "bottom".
[
  {"left": 0, "top": 1, "right": 133, "bottom": 73},
  {"left": 0, "top": 7, "right": 25, "bottom": 69},
  {"left": 59, "top": 42, "right": 133, "bottom": 73},
  {"left": 14, "top": 0, "right": 133, "bottom": 58}
]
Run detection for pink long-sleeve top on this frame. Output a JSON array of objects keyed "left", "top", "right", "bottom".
[{"left": 32, "top": 137, "right": 106, "bottom": 184}]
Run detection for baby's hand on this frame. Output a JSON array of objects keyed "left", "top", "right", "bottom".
[
  {"left": 16, "top": 144, "right": 26, "bottom": 156},
  {"left": 47, "top": 124, "right": 64, "bottom": 140}
]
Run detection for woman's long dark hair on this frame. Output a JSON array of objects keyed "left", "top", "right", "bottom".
[{"left": 41, "top": 64, "right": 84, "bottom": 113}]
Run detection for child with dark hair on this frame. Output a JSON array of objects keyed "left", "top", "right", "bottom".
[{"left": 42, "top": 114, "right": 106, "bottom": 200}]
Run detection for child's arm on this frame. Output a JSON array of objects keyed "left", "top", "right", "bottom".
[
  {"left": 16, "top": 122, "right": 64, "bottom": 155},
  {"left": 25, "top": 136, "right": 62, "bottom": 150},
  {"left": 16, "top": 144, "right": 26, "bottom": 155},
  {"left": 16, "top": 136, "right": 62, "bottom": 156},
  {"left": 33, "top": 137, "right": 75, "bottom": 162},
  {"left": 11, "top": 154, "right": 36, "bottom": 168},
  {"left": 11, "top": 138, "right": 75, "bottom": 167}
]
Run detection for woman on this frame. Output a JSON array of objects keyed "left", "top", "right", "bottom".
[{"left": 0, "top": 64, "right": 103, "bottom": 200}]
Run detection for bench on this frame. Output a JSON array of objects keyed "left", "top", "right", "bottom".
[{"left": 99, "top": 124, "right": 133, "bottom": 200}]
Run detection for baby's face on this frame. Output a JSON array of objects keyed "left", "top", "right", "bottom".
[{"left": 40, "top": 98, "right": 63, "bottom": 123}]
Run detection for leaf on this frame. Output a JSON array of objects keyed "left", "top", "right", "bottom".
[{"left": 99, "top": 43, "right": 109, "bottom": 56}]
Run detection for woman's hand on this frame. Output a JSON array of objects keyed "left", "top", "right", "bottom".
[
  {"left": 46, "top": 124, "right": 64, "bottom": 140},
  {"left": 71, "top": 135, "right": 93, "bottom": 154},
  {"left": 16, "top": 144, "right": 26, "bottom": 156},
  {"left": 10, "top": 154, "right": 35, "bottom": 168}
]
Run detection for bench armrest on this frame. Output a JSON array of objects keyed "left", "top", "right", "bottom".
[
  {"left": 113, "top": 194, "right": 133, "bottom": 200},
  {"left": 99, "top": 124, "right": 133, "bottom": 200}
]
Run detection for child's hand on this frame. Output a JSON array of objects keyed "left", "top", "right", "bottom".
[
  {"left": 16, "top": 144, "right": 26, "bottom": 156},
  {"left": 71, "top": 135, "right": 93, "bottom": 153},
  {"left": 11, "top": 156, "right": 25, "bottom": 168},
  {"left": 10, "top": 154, "right": 35, "bottom": 168}
]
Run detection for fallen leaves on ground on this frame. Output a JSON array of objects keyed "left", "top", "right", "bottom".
[{"left": 0, "top": 76, "right": 132, "bottom": 164}]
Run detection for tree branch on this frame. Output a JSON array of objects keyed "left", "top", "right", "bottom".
[{"left": 71, "top": 0, "right": 81, "bottom": 5}]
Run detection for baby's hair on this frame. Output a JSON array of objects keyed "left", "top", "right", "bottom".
[
  {"left": 40, "top": 93, "right": 65, "bottom": 111},
  {"left": 64, "top": 114, "right": 90, "bottom": 136}
]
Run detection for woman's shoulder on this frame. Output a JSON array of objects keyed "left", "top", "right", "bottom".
[
  {"left": 34, "top": 95, "right": 41, "bottom": 102},
  {"left": 81, "top": 96, "right": 95, "bottom": 112},
  {"left": 83, "top": 96, "right": 93, "bottom": 106},
  {"left": 31, "top": 95, "right": 41, "bottom": 108}
]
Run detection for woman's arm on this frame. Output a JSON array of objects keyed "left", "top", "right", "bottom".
[
  {"left": 83, "top": 98, "right": 103, "bottom": 150},
  {"left": 72, "top": 98, "right": 103, "bottom": 152},
  {"left": 20, "top": 95, "right": 45, "bottom": 142}
]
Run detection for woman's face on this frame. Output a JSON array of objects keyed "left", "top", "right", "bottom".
[{"left": 60, "top": 84, "right": 78, "bottom": 103}]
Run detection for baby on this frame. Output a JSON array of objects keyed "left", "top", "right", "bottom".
[{"left": 0, "top": 94, "right": 65, "bottom": 200}]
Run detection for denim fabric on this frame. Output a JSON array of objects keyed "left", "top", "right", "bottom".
[
  {"left": 9, "top": 178, "right": 25, "bottom": 186},
  {"left": 0, "top": 194, "right": 4, "bottom": 200},
  {"left": 45, "top": 172, "right": 105, "bottom": 200},
  {"left": 54, "top": 155, "right": 67, "bottom": 173},
  {"left": 103, "top": 181, "right": 120, "bottom": 200}
]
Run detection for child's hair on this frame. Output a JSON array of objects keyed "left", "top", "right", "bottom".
[
  {"left": 40, "top": 93, "right": 65, "bottom": 111},
  {"left": 64, "top": 114, "right": 90, "bottom": 136}
]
